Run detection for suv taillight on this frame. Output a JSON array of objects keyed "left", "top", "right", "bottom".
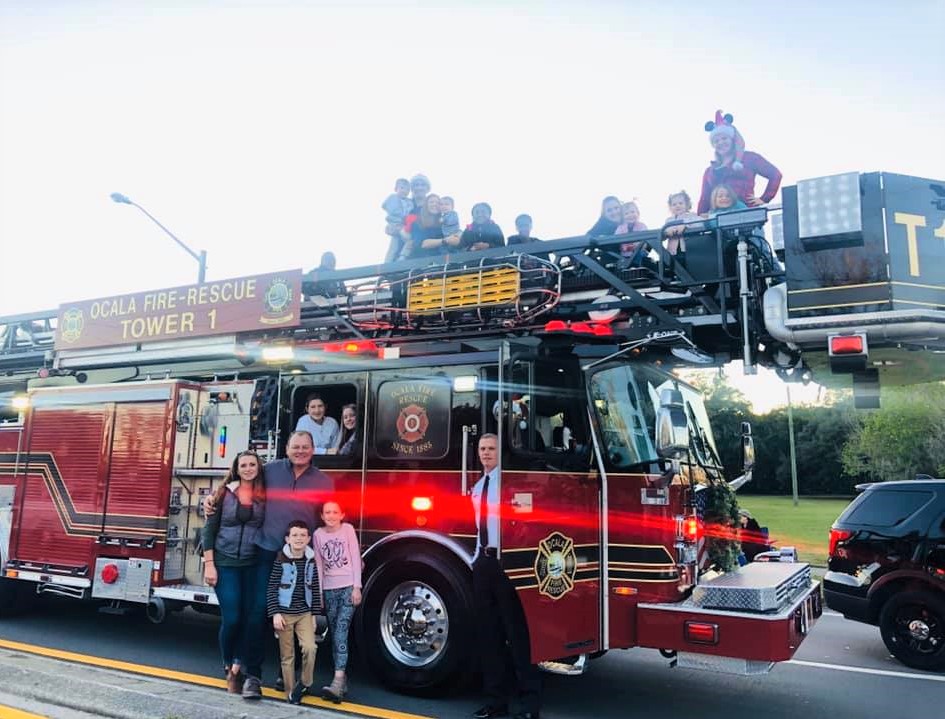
[{"left": 828, "top": 528, "right": 854, "bottom": 556}]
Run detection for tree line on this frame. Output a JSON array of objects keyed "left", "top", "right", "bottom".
[{"left": 697, "top": 375, "right": 945, "bottom": 495}]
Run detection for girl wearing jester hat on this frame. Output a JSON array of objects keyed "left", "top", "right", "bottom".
[{"left": 696, "top": 110, "right": 782, "bottom": 215}]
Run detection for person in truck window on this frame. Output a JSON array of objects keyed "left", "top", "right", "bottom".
[
  {"left": 697, "top": 110, "right": 782, "bottom": 215},
  {"left": 461, "top": 203, "right": 506, "bottom": 252},
  {"left": 295, "top": 394, "right": 340, "bottom": 454},
  {"left": 327, "top": 404, "right": 359, "bottom": 456},
  {"left": 201, "top": 450, "right": 267, "bottom": 696}
]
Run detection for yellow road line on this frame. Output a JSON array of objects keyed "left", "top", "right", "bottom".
[
  {"left": 0, "top": 638, "right": 432, "bottom": 719},
  {"left": 0, "top": 706, "right": 47, "bottom": 719}
]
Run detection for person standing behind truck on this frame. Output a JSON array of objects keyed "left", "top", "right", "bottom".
[
  {"left": 204, "top": 430, "right": 334, "bottom": 699},
  {"left": 202, "top": 451, "right": 267, "bottom": 695}
]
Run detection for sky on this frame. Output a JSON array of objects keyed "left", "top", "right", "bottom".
[{"left": 1, "top": 0, "right": 943, "bottom": 410}]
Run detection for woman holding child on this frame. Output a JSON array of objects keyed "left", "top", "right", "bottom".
[{"left": 202, "top": 451, "right": 267, "bottom": 695}]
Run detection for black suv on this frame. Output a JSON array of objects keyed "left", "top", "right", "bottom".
[{"left": 825, "top": 479, "right": 945, "bottom": 671}]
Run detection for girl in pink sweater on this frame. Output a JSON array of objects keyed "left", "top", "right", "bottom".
[{"left": 313, "top": 500, "right": 362, "bottom": 702}]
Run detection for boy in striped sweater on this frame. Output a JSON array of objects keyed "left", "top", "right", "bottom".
[{"left": 266, "top": 521, "right": 321, "bottom": 704}]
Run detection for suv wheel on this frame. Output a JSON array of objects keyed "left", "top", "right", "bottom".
[{"left": 879, "top": 590, "right": 945, "bottom": 671}]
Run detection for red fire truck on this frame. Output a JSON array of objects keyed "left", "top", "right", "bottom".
[{"left": 1, "top": 171, "right": 942, "bottom": 690}]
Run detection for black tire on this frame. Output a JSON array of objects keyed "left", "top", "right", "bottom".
[
  {"left": 356, "top": 549, "right": 474, "bottom": 693},
  {"left": 879, "top": 590, "right": 945, "bottom": 671}
]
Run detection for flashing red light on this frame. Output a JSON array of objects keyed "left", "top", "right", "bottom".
[
  {"left": 830, "top": 335, "right": 864, "bottom": 355},
  {"left": 683, "top": 517, "right": 701, "bottom": 542},
  {"left": 828, "top": 528, "right": 854, "bottom": 556},
  {"left": 324, "top": 340, "right": 378, "bottom": 354},
  {"left": 570, "top": 321, "right": 593, "bottom": 334},
  {"left": 544, "top": 320, "right": 568, "bottom": 332},
  {"left": 592, "top": 324, "right": 613, "bottom": 336},
  {"left": 684, "top": 621, "right": 719, "bottom": 645},
  {"left": 411, "top": 496, "right": 433, "bottom": 512},
  {"left": 101, "top": 563, "right": 120, "bottom": 584}
]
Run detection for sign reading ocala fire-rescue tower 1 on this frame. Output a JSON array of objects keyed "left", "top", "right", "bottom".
[{"left": 54, "top": 269, "right": 303, "bottom": 350}]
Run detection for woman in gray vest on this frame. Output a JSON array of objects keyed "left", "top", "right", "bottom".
[{"left": 202, "top": 451, "right": 267, "bottom": 695}]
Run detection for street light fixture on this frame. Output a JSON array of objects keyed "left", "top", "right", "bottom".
[{"left": 110, "top": 193, "right": 207, "bottom": 284}]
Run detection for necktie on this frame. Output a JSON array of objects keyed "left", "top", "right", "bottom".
[{"left": 478, "top": 473, "right": 490, "bottom": 550}]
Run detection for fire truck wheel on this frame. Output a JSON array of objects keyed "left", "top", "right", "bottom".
[
  {"left": 358, "top": 551, "right": 474, "bottom": 693},
  {"left": 879, "top": 590, "right": 945, "bottom": 671}
]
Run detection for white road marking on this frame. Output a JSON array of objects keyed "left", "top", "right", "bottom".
[{"left": 787, "top": 659, "right": 945, "bottom": 682}]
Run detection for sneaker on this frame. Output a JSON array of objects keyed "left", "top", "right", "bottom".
[
  {"left": 274, "top": 674, "right": 285, "bottom": 692},
  {"left": 289, "top": 683, "right": 308, "bottom": 705},
  {"left": 241, "top": 675, "right": 262, "bottom": 700}
]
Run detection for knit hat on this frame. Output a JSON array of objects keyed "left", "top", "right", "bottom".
[{"left": 705, "top": 110, "right": 745, "bottom": 172}]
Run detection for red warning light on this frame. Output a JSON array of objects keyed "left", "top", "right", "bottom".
[
  {"left": 830, "top": 335, "right": 864, "bottom": 355},
  {"left": 411, "top": 496, "right": 433, "bottom": 512},
  {"left": 683, "top": 517, "right": 701, "bottom": 542},
  {"left": 101, "top": 563, "right": 120, "bottom": 584}
]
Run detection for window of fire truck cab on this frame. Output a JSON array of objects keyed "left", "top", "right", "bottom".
[
  {"left": 644, "top": 372, "right": 722, "bottom": 471},
  {"left": 287, "top": 381, "right": 361, "bottom": 465},
  {"left": 589, "top": 364, "right": 659, "bottom": 471},
  {"left": 501, "top": 360, "right": 589, "bottom": 469}
]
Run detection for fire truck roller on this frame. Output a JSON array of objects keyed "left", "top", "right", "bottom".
[{"left": 1, "top": 171, "right": 943, "bottom": 691}]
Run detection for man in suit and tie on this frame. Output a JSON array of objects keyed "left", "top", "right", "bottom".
[{"left": 471, "top": 434, "right": 541, "bottom": 719}]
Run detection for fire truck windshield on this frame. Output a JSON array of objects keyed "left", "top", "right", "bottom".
[{"left": 589, "top": 365, "right": 659, "bottom": 469}]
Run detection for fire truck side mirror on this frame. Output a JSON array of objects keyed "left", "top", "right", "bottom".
[
  {"left": 655, "top": 389, "right": 688, "bottom": 460},
  {"left": 741, "top": 422, "right": 756, "bottom": 471}
]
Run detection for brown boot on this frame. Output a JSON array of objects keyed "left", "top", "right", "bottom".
[
  {"left": 320, "top": 672, "right": 346, "bottom": 703},
  {"left": 225, "top": 666, "right": 244, "bottom": 694}
]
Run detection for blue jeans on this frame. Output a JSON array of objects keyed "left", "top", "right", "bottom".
[
  {"left": 215, "top": 564, "right": 264, "bottom": 677},
  {"left": 252, "top": 548, "right": 279, "bottom": 680}
]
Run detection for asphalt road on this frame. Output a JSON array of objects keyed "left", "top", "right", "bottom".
[{"left": 1, "top": 596, "right": 942, "bottom": 719}]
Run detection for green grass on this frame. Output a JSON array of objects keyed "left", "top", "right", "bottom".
[{"left": 736, "top": 496, "right": 851, "bottom": 566}]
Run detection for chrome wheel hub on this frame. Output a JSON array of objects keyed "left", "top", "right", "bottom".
[
  {"left": 379, "top": 581, "right": 449, "bottom": 667},
  {"left": 908, "top": 619, "right": 931, "bottom": 642}
]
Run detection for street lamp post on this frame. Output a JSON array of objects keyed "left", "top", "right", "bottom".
[
  {"left": 787, "top": 383, "right": 799, "bottom": 507},
  {"left": 110, "top": 193, "right": 207, "bottom": 284}
]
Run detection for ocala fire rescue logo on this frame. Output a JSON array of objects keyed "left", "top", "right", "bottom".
[
  {"left": 396, "top": 404, "right": 429, "bottom": 443},
  {"left": 534, "top": 531, "right": 577, "bottom": 600},
  {"left": 260, "top": 277, "right": 294, "bottom": 325},
  {"left": 59, "top": 308, "right": 85, "bottom": 344}
]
